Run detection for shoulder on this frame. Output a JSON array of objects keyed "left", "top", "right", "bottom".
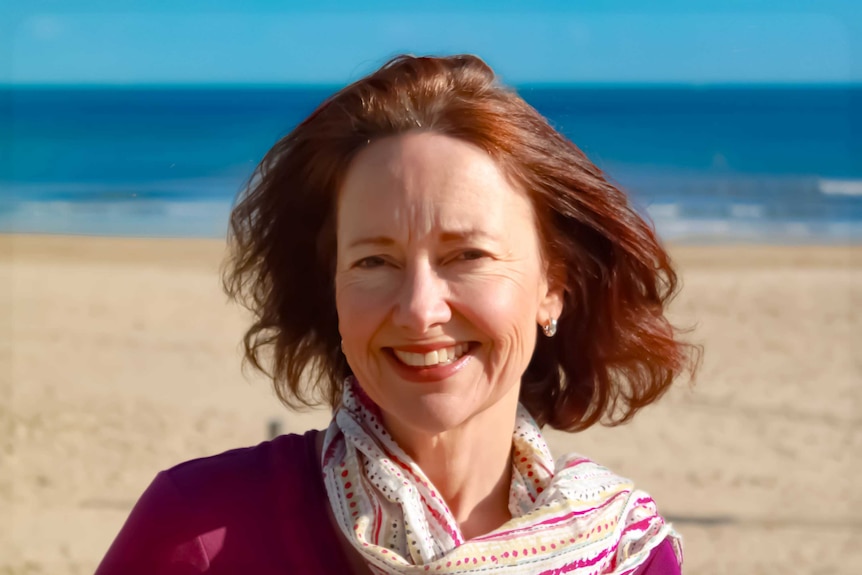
[
  {"left": 96, "top": 431, "right": 330, "bottom": 575},
  {"left": 165, "top": 430, "right": 319, "bottom": 507},
  {"left": 157, "top": 430, "right": 323, "bottom": 536},
  {"left": 633, "top": 538, "right": 682, "bottom": 575}
]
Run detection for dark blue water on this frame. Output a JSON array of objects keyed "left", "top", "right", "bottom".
[{"left": 2, "top": 86, "right": 860, "bottom": 241}]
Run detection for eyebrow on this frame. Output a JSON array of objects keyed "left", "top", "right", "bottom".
[
  {"left": 347, "top": 236, "right": 397, "bottom": 249},
  {"left": 439, "top": 230, "right": 497, "bottom": 244},
  {"left": 347, "top": 229, "right": 498, "bottom": 250}
]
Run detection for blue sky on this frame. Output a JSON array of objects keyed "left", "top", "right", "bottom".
[{"left": 2, "top": 0, "right": 860, "bottom": 85}]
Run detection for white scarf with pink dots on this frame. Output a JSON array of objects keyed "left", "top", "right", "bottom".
[{"left": 321, "top": 378, "right": 681, "bottom": 575}]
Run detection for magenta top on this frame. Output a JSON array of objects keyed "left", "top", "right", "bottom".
[{"left": 96, "top": 431, "right": 680, "bottom": 574}]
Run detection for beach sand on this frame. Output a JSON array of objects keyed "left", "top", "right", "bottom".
[{"left": 1, "top": 234, "right": 860, "bottom": 574}]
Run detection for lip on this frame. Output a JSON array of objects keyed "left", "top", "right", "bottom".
[{"left": 383, "top": 343, "right": 476, "bottom": 383}]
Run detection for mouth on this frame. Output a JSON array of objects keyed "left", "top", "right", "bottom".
[{"left": 389, "top": 343, "right": 472, "bottom": 368}]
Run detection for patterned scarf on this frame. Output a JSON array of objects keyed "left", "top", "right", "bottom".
[{"left": 321, "top": 379, "right": 681, "bottom": 574}]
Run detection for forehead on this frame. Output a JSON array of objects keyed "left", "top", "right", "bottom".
[{"left": 336, "top": 132, "right": 536, "bottom": 242}]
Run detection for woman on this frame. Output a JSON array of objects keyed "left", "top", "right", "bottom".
[{"left": 97, "top": 55, "right": 698, "bottom": 574}]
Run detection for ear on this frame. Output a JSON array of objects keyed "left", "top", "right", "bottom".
[{"left": 536, "top": 279, "right": 564, "bottom": 328}]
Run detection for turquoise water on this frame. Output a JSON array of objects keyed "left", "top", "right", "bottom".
[{"left": 2, "top": 86, "right": 860, "bottom": 241}]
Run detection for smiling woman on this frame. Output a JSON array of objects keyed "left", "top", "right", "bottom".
[
  {"left": 96, "top": 55, "right": 699, "bottom": 575},
  {"left": 335, "top": 133, "right": 561, "bottom": 445}
]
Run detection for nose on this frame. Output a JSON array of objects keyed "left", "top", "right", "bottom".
[{"left": 392, "top": 259, "right": 451, "bottom": 333}]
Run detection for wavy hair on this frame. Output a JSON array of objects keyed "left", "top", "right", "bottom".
[{"left": 223, "top": 54, "right": 700, "bottom": 431}]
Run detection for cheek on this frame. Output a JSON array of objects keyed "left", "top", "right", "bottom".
[
  {"left": 335, "top": 273, "right": 397, "bottom": 340},
  {"left": 456, "top": 276, "right": 540, "bottom": 345}
]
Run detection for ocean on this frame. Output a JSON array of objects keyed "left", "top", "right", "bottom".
[{"left": 1, "top": 85, "right": 860, "bottom": 242}]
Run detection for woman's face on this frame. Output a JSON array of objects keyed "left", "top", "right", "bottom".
[{"left": 335, "top": 132, "right": 562, "bottom": 439}]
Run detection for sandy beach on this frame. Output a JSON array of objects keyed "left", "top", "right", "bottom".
[{"left": 1, "top": 234, "right": 860, "bottom": 574}]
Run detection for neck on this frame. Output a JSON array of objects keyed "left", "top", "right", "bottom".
[{"left": 383, "top": 389, "right": 519, "bottom": 540}]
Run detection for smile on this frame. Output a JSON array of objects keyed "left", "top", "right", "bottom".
[{"left": 391, "top": 343, "right": 470, "bottom": 367}]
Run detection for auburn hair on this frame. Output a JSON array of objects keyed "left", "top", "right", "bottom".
[{"left": 223, "top": 54, "right": 700, "bottom": 431}]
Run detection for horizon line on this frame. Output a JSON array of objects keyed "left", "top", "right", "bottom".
[{"left": 3, "top": 80, "right": 862, "bottom": 90}]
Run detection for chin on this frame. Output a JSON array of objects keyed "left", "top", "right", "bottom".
[{"left": 386, "top": 398, "right": 477, "bottom": 438}]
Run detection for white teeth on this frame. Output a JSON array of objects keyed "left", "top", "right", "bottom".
[
  {"left": 393, "top": 344, "right": 469, "bottom": 368},
  {"left": 405, "top": 352, "right": 424, "bottom": 367}
]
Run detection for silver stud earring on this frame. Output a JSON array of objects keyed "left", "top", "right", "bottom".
[{"left": 542, "top": 318, "right": 558, "bottom": 337}]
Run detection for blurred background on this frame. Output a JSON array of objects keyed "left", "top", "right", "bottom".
[{"left": 1, "top": 1, "right": 860, "bottom": 574}]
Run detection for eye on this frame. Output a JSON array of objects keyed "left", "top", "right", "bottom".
[
  {"left": 459, "top": 250, "right": 487, "bottom": 261},
  {"left": 355, "top": 256, "right": 387, "bottom": 269}
]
